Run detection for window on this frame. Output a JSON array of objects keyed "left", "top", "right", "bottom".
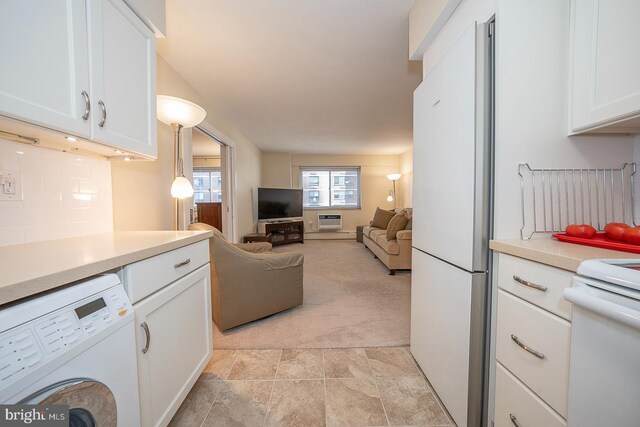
[
  {"left": 300, "top": 167, "right": 360, "bottom": 208},
  {"left": 193, "top": 169, "right": 222, "bottom": 208}
]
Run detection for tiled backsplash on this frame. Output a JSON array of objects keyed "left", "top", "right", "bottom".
[{"left": 0, "top": 138, "right": 113, "bottom": 246}]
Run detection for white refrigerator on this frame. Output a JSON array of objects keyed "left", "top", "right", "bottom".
[{"left": 410, "top": 21, "right": 494, "bottom": 427}]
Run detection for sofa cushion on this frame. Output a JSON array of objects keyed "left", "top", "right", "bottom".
[
  {"left": 362, "top": 226, "right": 377, "bottom": 238},
  {"left": 371, "top": 207, "right": 395, "bottom": 229},
  {"left": 369, "top": 228, "right": 386, "bottom": 241},
  {"left": 386, "top": 213, "right": 408, "bottom": 240},
  {"left": 375, "top": 234, "right": 401, "bottom": 255}
]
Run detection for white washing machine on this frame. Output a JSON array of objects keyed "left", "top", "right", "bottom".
[{"left": 0, "top": 274, "right": 141, "bottom": 426}]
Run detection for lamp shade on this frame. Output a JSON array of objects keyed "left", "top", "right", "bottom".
[
  {"left": 171, "top": 176, "right": 194, "bottom": 198},
  {"left": 157, "top": 95, "right": 206, "bottom": 128},
  {"left": 386, "top": 173, "right": 402, "bottom": 181}
]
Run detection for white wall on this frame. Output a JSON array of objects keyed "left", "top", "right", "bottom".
[
  {"left": 634, "top": 136, "right": 640, "bottom": 225},
  {"left": 417, "top": 0, "right": 635, "bottom": 240},
  {"left": 261, "top": 152, "right": 404, "bottom": 238},
  {"left": 112, "top": 55, "right": 263, "bottom": 239},
  {"left": 400, "top": 148, "right": 413, "bottom": 207},
  {"left": 493, "top": 0, "right": 635, "bottom": 239},
  {"left": 410, "top": 0, "right": 464, "bottom": 60},
  {"left": 0, "top": 138, "right": 113, "bottom": 246},
  {"left": 262, "top": 152, "right": 292, "bottom": 188}
]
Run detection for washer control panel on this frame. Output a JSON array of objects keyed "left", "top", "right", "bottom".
[{"left": 0, "top": 281, "right": 132, "bottom": 387}]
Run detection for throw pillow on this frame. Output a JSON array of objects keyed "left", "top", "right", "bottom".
[
  {"left": 387, "top": 213, "right": 409, "bottom": 240},
  {"left": 405, "top": 216, "right": 412, "bottom": 230},
  {"left": 371, "top": 207, "right": 395, "bottom": 229}
]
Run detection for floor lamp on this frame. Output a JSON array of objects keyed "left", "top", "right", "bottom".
[
  {"left": 386, "top": 173, "right": 402, "bottom": 210},
  {"left": 157, "top": 95, "right": 207, "bottom": 230}
]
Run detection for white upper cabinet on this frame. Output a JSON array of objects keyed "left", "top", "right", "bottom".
[
  {"left": 89, "top": 0, "right": 157, "bottom": 157},
  {"left": 0, "top": 0, "right": 157, "bottom": 159},
  {"left": 0, "top": 0, "right": 91, "bottom": 138},
  {"left": 569, "top": 0, "right": 640, "bottom": 134}
]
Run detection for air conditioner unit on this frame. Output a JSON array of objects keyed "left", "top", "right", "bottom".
[{"left": 318, "top": 213, "right": 342, "bottom": 230}]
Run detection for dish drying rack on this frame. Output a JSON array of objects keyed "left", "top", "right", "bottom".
[{"left": 519, "top": 163, "right": 637, "bottom": 240}]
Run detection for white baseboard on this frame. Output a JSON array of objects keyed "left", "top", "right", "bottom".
[{"left": 305, "top": 231, "right": 355, "bottom": 240}]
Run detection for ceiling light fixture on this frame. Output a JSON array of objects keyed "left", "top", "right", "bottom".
[
  {"left": 157, "top": 95, "right": 207, "bottom": 229},
  {"left": 65, "top": 136, "right": 77, "bottom": 142}
]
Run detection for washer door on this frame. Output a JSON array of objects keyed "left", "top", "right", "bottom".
[{"left": 19, "top": 378, "right": 117, "bottom": 427}]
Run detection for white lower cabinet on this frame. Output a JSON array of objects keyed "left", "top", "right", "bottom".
[
  {"left": 493, "top": 252, "right": 572, "bottom": 425},
  {"left": 134, "top": 265, "right": 212, "bottom": 427},
  {"left": 496, "top": 290, "right": 571, "bottom": 417},
  {"left": 495, "top": 363, "right": 566, "bottom": 427}
]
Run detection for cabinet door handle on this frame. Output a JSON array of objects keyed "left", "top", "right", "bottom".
[
  {"left": 174, "top": 259, "right": 191, "bottom": 269},
  {"left": 513, "top": 275, "right": 547, "bottom": 292},
  {"left": 98, "top": 100, "right": 107, "bottom": 127},
  {"left": 81, "top": 91, "right": 90, "bottom": 120},
  {"left": 511, "top": 334, "right": 545, "bottom": 359},
  {"left": 509, "top": 414, "right": 521, "bottom": 427},
  {"left": 141, "top": 322, "right": 150, "bottom": 354}
]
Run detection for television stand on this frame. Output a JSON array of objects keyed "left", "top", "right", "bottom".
[{"left": 263, "top": 220, "right": 304, "bottom": 246}]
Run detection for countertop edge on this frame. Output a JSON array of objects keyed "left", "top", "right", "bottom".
[
  {"left": 489, "top": 240, "right": 581, "bottom": 271},
  {"left": 490, "top": 238, "right": 640, "bottom": 272},
  {"left": 0, "top": 231, "right": 213, "bottom": 307}
]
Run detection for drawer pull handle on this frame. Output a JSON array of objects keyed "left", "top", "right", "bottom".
[
  {"left": 81, "top": 90, "right": 90, "bottom": 120},
  {"left": 174, "top": 259, "right": 191, "bottom": 268},
  {"left": 141, "top": 322, "right": 150, "bottom": 354},
  {"left": 511, "top": 334, "right": 545, "bottom": 359},
  {"left": 513, "top": 275, "right": 547, "bottom": 292},
  {"left": 509, "top": 414, "right": 521, "bottom": 427},
  {"left": 98, "top": 100, "right": 107, "bottom": 127}
]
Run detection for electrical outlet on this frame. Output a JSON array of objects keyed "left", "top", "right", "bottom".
[{"left": 308, "top": 220, "right": 313, "bottom": 230}]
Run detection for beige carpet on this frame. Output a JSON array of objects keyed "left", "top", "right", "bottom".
[{"left": 212, "top": 240, "right": 411, "bottom": 349}]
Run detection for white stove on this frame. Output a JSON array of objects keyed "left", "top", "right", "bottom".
[{"left": 564, "top": 259, "right": 640, "bottom": 427}]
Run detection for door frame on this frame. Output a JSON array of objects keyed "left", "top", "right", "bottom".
[{"left": 185, "top": 122, "right": 238, "bottom": 242}]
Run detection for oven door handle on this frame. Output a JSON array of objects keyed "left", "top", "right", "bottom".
[{"left": 564, "top": 286, "right": 640, "bottom": 331}]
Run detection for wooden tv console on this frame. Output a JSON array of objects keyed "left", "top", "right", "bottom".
[{"left": 258, "top": 220, "right": 304, "bottom": 246}]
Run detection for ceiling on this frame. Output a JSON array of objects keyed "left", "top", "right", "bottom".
[
  {"left": 158, "top": 0, "right": 422, "bottom": 155},
  {"left": 192, "top": 128, "right": 221, "bottom": 157}
]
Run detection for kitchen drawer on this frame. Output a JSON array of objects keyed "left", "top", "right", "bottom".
[
  {"left": 121, "top": 240, "right": 209, "bottom": 303},
  {"left": 494, "top": 362, "right": 566, "bottom": 427},
  {"left": 497, "top": 253, "right": 572, "bottom": 320},
  {"left": 496, "top": 290, "right": 571, "bottom": 417}
]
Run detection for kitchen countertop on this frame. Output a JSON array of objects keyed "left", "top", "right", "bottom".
[
  {"left": 0, "top": 231, "right": 213, "bottom": 306},
  {"left": 490, "top": 238, "right": 640, "bottom": 272}
]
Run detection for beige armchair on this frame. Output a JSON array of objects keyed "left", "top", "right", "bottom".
[{"left": 188, "top": 223, "right": 304, "bottom": 331}]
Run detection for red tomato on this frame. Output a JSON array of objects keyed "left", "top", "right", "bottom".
[
  {"left": 624, "top": 226, "right": 640, "bottom": 245},
  {"left": 566, "top": 224, "right": 597, "bottom": 239},
  {"left": 605, "top": 222, "right": 630, "bottom": 241}
]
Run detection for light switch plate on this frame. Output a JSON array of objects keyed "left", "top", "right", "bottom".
[{"left": 0, "top": 170, "right": 22, "bottom": 201}]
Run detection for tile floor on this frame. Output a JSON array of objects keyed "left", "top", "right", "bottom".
[{"left": 169, "top": 347, "right": 455, "bottom": 427}]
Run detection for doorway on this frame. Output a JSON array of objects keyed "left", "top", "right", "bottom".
[{"left": 186, "top": 126, "right": 236, "bottom": 241}]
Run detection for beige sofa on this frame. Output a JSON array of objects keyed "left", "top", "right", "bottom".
[
  {"left": 362, "top": 208, "right": 412, "bottom": 275},
  {"left": 188, "top": 223, "right": 304, "bottom": 331}
]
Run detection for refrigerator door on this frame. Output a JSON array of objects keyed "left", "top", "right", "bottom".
[
  {"left": 411, "top": 248, "right": 486, "bottom": 427},
  {"left": 412, "top": 22, "right": 490, "bottom": 272}
]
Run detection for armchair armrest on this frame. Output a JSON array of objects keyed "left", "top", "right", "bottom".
[
  {"left": 396, "top": 230, "right": 412, "bottom": 240},
  {"left": 254, "top": 251, "right": 304, "bottom": 270},
  {"left": 234, "top": 242, "right": 273, "bottom": 253}
]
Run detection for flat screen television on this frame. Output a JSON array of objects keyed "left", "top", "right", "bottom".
[{"left": 258, "top": 188, "right": 303, "bottom": 220}]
